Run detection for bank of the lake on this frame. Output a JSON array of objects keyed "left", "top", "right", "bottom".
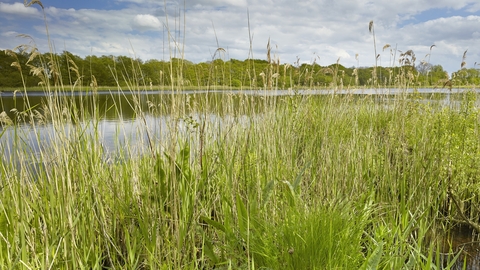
[{"left": 1, "top": 83, "right": 478, "bottom": 93}]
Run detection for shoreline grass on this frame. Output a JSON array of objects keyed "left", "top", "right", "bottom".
[
  {"left": 2, "top": 83, "right": 478, "bottom": 92},
  {"left": 2, "top": 92, "right": 480, "bottom": 268}
]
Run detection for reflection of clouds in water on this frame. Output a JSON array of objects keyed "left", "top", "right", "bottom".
[
  {"left": 0, "top": 88, "right": 475, "bottom": 163},
  {"left": 1, "top": 124, "right": 59, "bottom": 162},
  {"left": 0, "top": 111, "right": 254, "bottom": 168},
  {"left": 2, "top": 88, "right": 467, "bottom": 169}
]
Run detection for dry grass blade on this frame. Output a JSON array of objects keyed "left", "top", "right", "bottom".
[
  {"left": 10, "top": 62, "right": 21, "bottom": 71},
  {"left": 321, "top": 67, "right": 333, "bottom": 74},
  {"left": 4, "top": 49, "right": 17, "bottom": 58},
  {"left": 13, "top": 45, "right": 30, "bottom": 55},
  {"left": 5, "top": 50, "right": 22, "bottom": 72},
  {"left": 72, "top": 76, "right": 84, "bottom": 89},
  {"left": 212, "top": 47, "right": 226, "bottom": 60},
  {"left": 69, "top": 65, "right": 80, "bottom": 79},
  {"left": 267, "top": 38, "right": 271, "bottom": 64},
  {"left": 27, "top": 49, "right": 41, "bottom": 64},
  {"left": 68, "top": 58, "right": 79, "bottom": 70},
  {"left": 16, "top": 34, "right": 32, "bottom": 39},
  {"left": 91, "top": 75, "right": 98, "bottom": 90},
  {"left": 24, "top": 0, "right": 44, "bottom": 9},
  {"left": 15, "top": 34, "right": 35, "bottom": 43},
  {"left": 461, "top": 49, "right": 468, "bottom": 68},
  {"left": 0, "top": 111, "right": 13, "bottom": 126},
  {"left": 28, "top": 65, "right": 46, "bottom": 82}
]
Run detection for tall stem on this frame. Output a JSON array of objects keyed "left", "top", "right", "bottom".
[{"left": 369, "top": 21, "right": 378, "bottom": 87}]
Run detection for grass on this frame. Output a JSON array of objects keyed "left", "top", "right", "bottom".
[
  {"left": 2, "top": 90, "right": 480, "bottom": 269},
  {"left": 2, "top": 1, "right": 480, "bottom": 269}
]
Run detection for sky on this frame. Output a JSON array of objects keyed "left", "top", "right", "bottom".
[{"left": 1, "top": 0, "right": 480, "bottom": 74}]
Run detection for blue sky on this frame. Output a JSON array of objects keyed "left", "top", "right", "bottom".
[
  {"left": 38, "top": 0, "right": 115, "bottom": 10},
  {"left": 1, "top": 0, "right": 480, "bottom": 75},
  {"left": 399, "top": 5, "right": 479, "bottom": 27}
]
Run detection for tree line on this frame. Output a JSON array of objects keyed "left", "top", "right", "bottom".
[{"left": 1, "top": 49, "right": 479, "bottom": 89}]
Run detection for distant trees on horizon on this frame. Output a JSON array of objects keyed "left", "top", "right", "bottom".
[{"left": 1, "top": 49, "right": 479, "bottom": 89}]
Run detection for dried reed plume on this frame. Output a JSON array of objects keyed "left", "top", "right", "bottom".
[
  {"left": 461, "top": 49, "right": 468, "bottom": 69},
  {"left": 24, "top": 0, "right": 44, "bottom": 9}
]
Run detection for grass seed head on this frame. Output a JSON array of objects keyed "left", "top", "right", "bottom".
[
  {"left": 461, "top": 49, "right": 468, "bottom": 68},
  {"left": 24, "top": 0, "right": 44, "bottom": 9}
]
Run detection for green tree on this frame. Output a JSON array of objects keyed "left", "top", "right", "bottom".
[{"left": 0, "top": 49, "right": 41, "bottom": 87}]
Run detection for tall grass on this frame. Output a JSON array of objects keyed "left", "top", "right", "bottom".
[{"left": 1, "top": 1, "right": 480, "bottom": 269}]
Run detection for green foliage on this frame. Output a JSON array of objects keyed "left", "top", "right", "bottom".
[
  {"left": 360, "top": 242, "right": 383, "bottom": 270},
  {"left": 6, "top": 49, "right": 477, "bottom": 90},
  {"left": 0, "top": 49, "right": 41, "bottom": 87}
]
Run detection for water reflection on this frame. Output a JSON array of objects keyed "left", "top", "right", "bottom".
[
  {"left": 437, "top": 226, "right": 480, "bottom": 270},
  {"left": 0, "top": 88, "right": 476, "bottom": 161},
  {"left": 0, "top": 89, "right": 264, "bottom": 164}
]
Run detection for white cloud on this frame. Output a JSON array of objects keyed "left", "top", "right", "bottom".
[
  {"left": 1, "top": 0, "right": 479, "bottom": 74},
  {"left": 466, "top": 2, "right": 480, "bottom": 12},
  {"left": 187, "top": 0, "right": 247, "bottom": 7},
  {"left": 133, "top": 14, "right": 162, "bottom": 31},
  {"left": 0, "top": 2, "right": 41, "bottom": 17},
  {"left": 1, "top": 30, "right": 18, "bottom": 37}
]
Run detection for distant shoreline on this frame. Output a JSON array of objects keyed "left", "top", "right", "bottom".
[
  {"left": 0, "top": 84, "right": 477, "bottom": 93},
  {"left": 0, "top": 87, "right": 477, "bottom": 98}
]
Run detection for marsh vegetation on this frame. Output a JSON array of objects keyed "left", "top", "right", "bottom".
[{"left": 2, "top": 1, "right": 480, "bottom": 269}]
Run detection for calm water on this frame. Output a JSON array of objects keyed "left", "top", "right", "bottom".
[
  {"left": 438, "top": 226, "right": 480, "bottom": 270},
  {"left": 0, "top": 88, "right": 475, "bottom": 161}
]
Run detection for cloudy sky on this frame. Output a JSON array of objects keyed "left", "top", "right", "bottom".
[{"left": 1, "top": 0, "right": 480, "bottom": 74}]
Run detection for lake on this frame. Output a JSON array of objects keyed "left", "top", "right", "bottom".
[{"left": 0, "top": 88, "right": 475, "bottom": 163}]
